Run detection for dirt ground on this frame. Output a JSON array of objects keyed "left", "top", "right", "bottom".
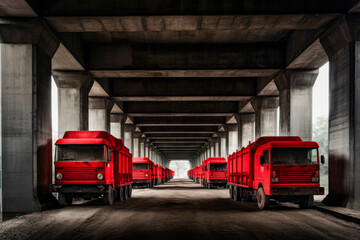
[{"left": 1, "top": 179, "right": 360, "bottom": 240}]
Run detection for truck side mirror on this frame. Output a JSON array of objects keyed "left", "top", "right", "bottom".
[
  {"left": 259, "top": 155, "right": 265, "bottom": 165},
  {"left": 320, "top": 155, "right": 325, "bottom": 165}
]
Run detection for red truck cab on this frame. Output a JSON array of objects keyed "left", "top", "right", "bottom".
[
  {"left": 52, "top": 131, "right": 133, "bottom": 206},
  {"left": 132, "top": 157, "right": 154, "bottom": 188},
  {"left": 228, "top": 136, "right": 325, "bottom": 209},
  {"left": 202, "top": 158, "right": 228, "bottom": 189}
]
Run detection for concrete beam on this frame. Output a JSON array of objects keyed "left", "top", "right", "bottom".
[
  {"left": 140, "top": 126, "right": 218, "bottom": 133},
  {"left": 109, "top": 77, "right": 255, "bottom": 99},
  {"left": 41, "top": 1, "right": 348, "bottom": 16},
  {"left": 134, "top": 117, "right": 225, "bottom": 126},
  {"left": 86, "top": 43, "right": 284, "bottom": 71},
  {"left": 124, "top": 101, "right": 239, "bottom": 115}
]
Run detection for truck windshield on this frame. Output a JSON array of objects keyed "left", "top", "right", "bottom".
[
  {"left": 56, "top": 145, "right": 107, "bottom": 161},
  {"left": 133, "top": 163, "right": 149, "bottom": 170},
  {"left": 271, "top": 148, "right": 318, "bottom": 165},
  {"left": 209, "top": 163, "right": 227, "bottom": 170}
]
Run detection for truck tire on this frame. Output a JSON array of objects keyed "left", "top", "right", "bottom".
[
  {"left": 124, "top": 185, "right": 129, "bottom": 200},
  {"left": 229, "top": 186, "right": 234, "bottom": 199},
  {"left": 299, "top": 195, "right": 314, "bottom": 209},
  {"left": 104, "top": 185, "right": 114, "bottom": 205},
  {"left": 120, "top": 186, "right": 125, "bottom": 202},
  {"left": 257, "top": 187, "right": 270, "bottom": 209},
  {"left": 233, "top": 186, "right": 241, "bottom": 201},
  {"left": 58, "top": 193, "right": 72, "bottom": 207},
  {"left": 128, "top": 184, "right": 132, "bottom": 198}
]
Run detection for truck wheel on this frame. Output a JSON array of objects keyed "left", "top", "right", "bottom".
[
  {"left": 257, "top": 187, "right": 270, "bottom": 209},
  {"left": 229, "top": 186, "right": 233, "bottom": 199},
  {"left": 299, "top": 195, "right": 314, "bottom": 209},
  {"left": 120, "top": 186, "right": 125, "bottom": 202},
  {"left": 104, "top": 185, "right": 114, "bottom": 205},
  {"left": 128, "top": 184, "right": 132, "bottom": 198},
  {"left": 233, "top": 187, "right": 241, "bottom": 201},
  {"left": 58, "top": 193, "right": 72, "bottom": 207},
  {"left": 124, "top": 185, "right": 129, "bottom": 200}
]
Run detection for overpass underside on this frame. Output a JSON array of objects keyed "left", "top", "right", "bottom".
[{"left": 0, "top": 0, "right": 360, "bottom": 213}]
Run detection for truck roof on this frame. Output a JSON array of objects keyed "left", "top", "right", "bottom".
[
  {"left": 55, "top": 131, "right": 124, "bottom": 149},
  {"left": 248, "top": 136, "right": 318, "bottom": 151},
  {"left": 133, "top": 157, "right": 151, "bottom": 163},
  {"left": 204, "top": 157, "right": 227, "bottom": 163}
]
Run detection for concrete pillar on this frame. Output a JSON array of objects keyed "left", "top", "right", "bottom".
[
  {"left": 124, "top": 124, "right": 134, "bottom": 153},
  {"left": 210, "top": 141, "right": 215, "bottom": 157},
  {"left": 140, "top": 136, "right": 146, "bottom": 157},
  {"left": 227, "top": 124, "right": 239, "bottom": 155},
  {"left": 239, "top": 114, "right": 256, "bottom": 147},
  {"left": 1, "top": 39, "right": 58, "bottom": 212},
  {"left": 145, "top": 142, "right": 150, "bottom": 158},
  {"left": 275, "top": 70, "right": 318, "bottom": 141},
  {"left": 219, "top": 132, "right": 228, "bottom": 158},
  {"left": 319, "top": 18, "right": 360, "bottom": 209},
  {"left": 53, "top": 71, "right": 93, "bottom": 139},
  {"left": 110, "top": 114, "right": 126, "bottom": 139},
  {"left": 214, "top": 137, "right": 220, "bottom": 157},
  {"left": 252, "top": 97, "right": 279, "bottom": 139},
  {"left": 88, "top": 97, "right": 113, "bottom": 132},
  {"left": 132, "top": 132, "right": 141, "bottom": 158}
]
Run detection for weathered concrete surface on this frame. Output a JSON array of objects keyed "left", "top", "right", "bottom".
[
  {"left": 88, "top": 97, "right": 113, "bottom": 132},
  {"left": 239, "top": 113, "right": 256, "bottom": 147},
  {"left": 1, "top": 179, "right": 360, "bottom": 240},
  {"left": 53, "top": 71, "right": 93, "bottom": 138},
  {"left": 0, "top": 44, "right": 53, "bottom": 213},
  {"left": 252, "top": 97, "right": 279, "bottom": 139},
  {"left": 275, "top": 70, "right": 318, "bottom": 141}
]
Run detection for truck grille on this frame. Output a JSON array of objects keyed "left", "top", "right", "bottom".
[
  {"left": 133, "top": 172, "right": 146, "bottom": 179},
  {"left": 279, "top": 171, "right": 311, "bottom": 183},
  {"left": 63, "top": 168, "right": 97, "bottom": 180},
  {"left": 212, "top": 172, "right": 226, "bottom": 178}
]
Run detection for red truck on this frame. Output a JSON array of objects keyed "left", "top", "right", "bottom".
[
  {"left": 153, "top": 164, "right": 162, "bottom": 185},
  {"left": 132, "top": 157, "right": 154, "bottom": 188},
  {"left": 52, "top": 131, "right": 133, "bottom": 206},
  {"left": 228, "top": 136, "right": 325, "bottom": 209},
  {"left": 201, "top": 158, "right": 228, "bottom": 189}
]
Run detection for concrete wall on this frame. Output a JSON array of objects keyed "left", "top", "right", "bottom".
[{"left": 1, "top": 44, "right": 53, "bottom": 212}]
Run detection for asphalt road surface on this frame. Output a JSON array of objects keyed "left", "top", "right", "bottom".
[{"left": 1, "top": 179, "right": 360, "bottom": 240}]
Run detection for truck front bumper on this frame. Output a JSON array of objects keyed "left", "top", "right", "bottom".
[
  {"left": 133, "top": 179, "right": 151, "bottom": 184},
  {"left": 208, "top": 180, "right": 227, "bottom": 185},
  {"left": 51, "top": 184, "right": 109, "bottom": 194},
  {"left": 270, "top": 187, "right": 324, "bottom": 196}
]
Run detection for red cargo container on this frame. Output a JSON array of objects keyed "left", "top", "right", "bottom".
[
  {"left": 201, "top": 158, "right": 228, "bottom": 189},
  {"left": 132, "top": 157, "right": 154, "bottom": 188},
  {"left": 52, "top": 131, "right": 133, "bottom": 206},
  {"left": 228, "top": 136, "right": 325, "bottom": 209}
]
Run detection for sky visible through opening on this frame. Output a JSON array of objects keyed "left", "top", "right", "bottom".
[{"left": 169, "top": 161, "right": 190, "bottom": 178}]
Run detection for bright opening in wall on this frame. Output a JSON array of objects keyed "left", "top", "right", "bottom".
[
  {"left": 312, "top": 62, "right": 329, "bottom": 195},
  {"left": 51, "top": 76, "right": 58, "bottom": 183},
  {"left": 169, "top": 160, "right": 190, "bottom": 179}
]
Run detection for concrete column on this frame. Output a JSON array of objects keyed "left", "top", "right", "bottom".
[
  {"left": 132, "top": 132, "right": 141, "bottom": 158},
  {"left": 319, "top": 19, "right": 360, "bottom": 209},
  {"left": 214, "top": 137, "right": 220, "bottom": 157},
  {"left": 88, "top": 97, "right": 113, "bottom": 132},
  {"left": 275, "top": 70, "right": 318, "bottom": 141},
  {"left": 1, "top": 41, "right": 58, "bottom": 212},
  {"left": 219, "top": 132, "right": 228, "bottom": 158},
  {"left": 210, "top": 141, "right": 215, "bottom": 157},
  {"left": 252, "top": 97, "right": 279, "bottom": 139},
  {"left": 110, "top": 114, "right": 126, "bottom": 139},
  {"left": 140, "top": 137, "right": 146, "bottom": 157},
  {"left": 124, "top": 124, "right": 134, "bottom": 154},
  {"left": 53, "top": 71, "right": 93, "bottom": 139},
  {"left": 239, "top": 114, "right": 256, "bottom": 147},
  {"left": 145, "top": 142, "right": 150, "bottom": 158},
  {"left": 227, "top": 124, "right": 239, "bottom": 155}
]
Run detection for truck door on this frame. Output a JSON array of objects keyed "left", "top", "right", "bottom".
[{"left": 255, "top": 149, "right": 270, "bottom": 192}]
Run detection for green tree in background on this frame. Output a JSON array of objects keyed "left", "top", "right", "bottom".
[{"left": 312, "top": 115, "right": 329, "bottom": 192}]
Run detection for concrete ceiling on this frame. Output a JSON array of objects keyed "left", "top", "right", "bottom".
[{"left": 1, "top": 0, "right": 358, "bottom": 161}]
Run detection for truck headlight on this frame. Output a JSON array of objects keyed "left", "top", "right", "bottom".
[
  {"left": 145, "top": 174, "right": 148, "bottom": 177},
  {"left": 97, "top": 173, "right": 104, "bottom": 180},
  {"left": 56, "top": 173, "right": 63, "bottom": 180}
]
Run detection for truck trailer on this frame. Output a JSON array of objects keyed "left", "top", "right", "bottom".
[
  {"left": 52, "top": 131, "right": 133, "bottom": 206},
  {"left": 228, "top": 136, "right": 324, "bottom": 209}
]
